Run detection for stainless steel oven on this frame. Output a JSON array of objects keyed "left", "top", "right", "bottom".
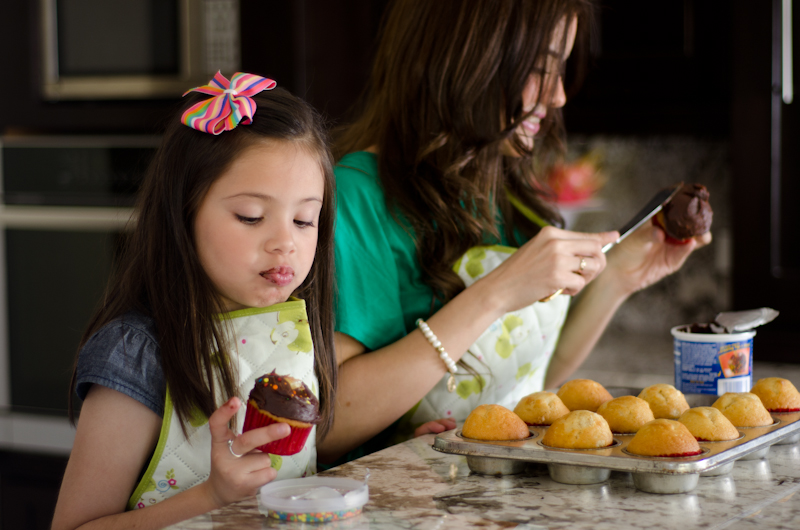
[{"left": 0, "top": 136, "right": 156, "bottom": 454}]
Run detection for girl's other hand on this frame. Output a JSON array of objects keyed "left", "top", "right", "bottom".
[
  {"left": 203, "top": 397, "right": 290, "bottom": 509},
  {"left": 413, "top": 418, "right": 457, "bottom": 437},
  {"left": 606, "top": 223, "right": 712, "bottom": 296},
  {"left": 485, "top": 226, "right": 619, "bottom": 312}
]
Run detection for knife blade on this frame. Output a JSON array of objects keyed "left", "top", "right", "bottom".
[{"left": 601, "top": 182, "right": 684, "bottom": 253}]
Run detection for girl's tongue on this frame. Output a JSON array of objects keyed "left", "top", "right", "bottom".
[{"left": 261, "top": 266, "right": 294, "bottom": 286}]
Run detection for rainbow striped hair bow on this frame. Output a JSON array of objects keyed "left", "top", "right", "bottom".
[{"left": 181, "top": 72, "right": 277, "bottom": 134}]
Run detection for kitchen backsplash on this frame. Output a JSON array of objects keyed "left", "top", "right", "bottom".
[{"left": 563, "top": 135, "right": 731, "bottom": 336}]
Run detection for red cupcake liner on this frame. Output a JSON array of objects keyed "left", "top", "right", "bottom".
[{"left": 243, "top": 403, "right": 312, "bottom": 456}]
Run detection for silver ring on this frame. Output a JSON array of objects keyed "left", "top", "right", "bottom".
[
  {"left": 228, "top": 438, "right": 243, "bottom": 458},
  {"left": 579, "top": 257, "right": 587, "bottom": 272}
]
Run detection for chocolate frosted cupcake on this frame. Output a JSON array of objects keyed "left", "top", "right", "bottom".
[
  {"left": 243, "top": 371, "right": 320, "bottom": 455},
  {"left": 653, "top": 183, "right": 713, "bottom": 243}
]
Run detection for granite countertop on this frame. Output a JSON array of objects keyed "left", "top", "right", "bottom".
[
  {"left": 168, "top": 422, "right": 800, "bottom": 530},
  {"left": 167, "top": 336, "right": 800, "bottom": 530}
]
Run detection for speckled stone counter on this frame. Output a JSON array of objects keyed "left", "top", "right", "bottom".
[{"left": 167, "top": 430, "right": 800, "bottom": 530}]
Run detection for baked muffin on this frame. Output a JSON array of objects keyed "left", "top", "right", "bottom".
[
  {"left": 461, "top": 404, "right": 530, "bottom": 441},
  {"left": 653, "top": 183, "right": 713, "bottom": 244},
  {"left": 243, "top": 371, "right": 321, "bottom": 455},
  {"left": 750, "top": 378, "right": 800, "bottom": 412},
  {"left": 678, "top": 407, "right": 740, "bottom": 441},
  {"left": 626, "top": 419, "right": 703, "bottom": 457},
  {"left": 712, "top": 392, "right": 774, "bottom": 427},
  {"left": 596, "top": 396, "right": 655, "bottom": 434},
  {"left": 513, "top": 391, "right": 570, "bottom": 426},
  {"left": 556, "top": 379, "right": 613, "bottom": 412},
  {"left": 541, "top": 410, "right": 614, "bottom": 449},
  {"left": 638, "top": 384, "right": 690, "bottom": 419}
]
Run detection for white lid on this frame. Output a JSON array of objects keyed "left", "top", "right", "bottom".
[
  {"left": 258, "top": 476, "right": 369, "bottom": 515},
  {"left": 671, "top": 325, "right": 756, "bottom": 342}
]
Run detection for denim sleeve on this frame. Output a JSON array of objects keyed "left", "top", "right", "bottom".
[{"left": 75, "top": 314, "right": 165, "bottom": 417}]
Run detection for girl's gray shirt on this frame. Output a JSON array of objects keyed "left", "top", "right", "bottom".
[{"left": 75, "top": 311, "right": 166, "bottom": 417}]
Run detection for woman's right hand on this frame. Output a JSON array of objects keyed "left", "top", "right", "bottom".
[
  {"left": 203, "top": 397, "right": 290, "bottom": 509},
  {"left": 483, "top": 226, "right": 619, "bottom": 312}
]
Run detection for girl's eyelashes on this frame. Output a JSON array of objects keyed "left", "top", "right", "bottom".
[
  {"left": 236, "top": 214, "right": 262, "bottom": 225},
  {"left": 235, "top": 213, "right": 317, "bottom": 228}
]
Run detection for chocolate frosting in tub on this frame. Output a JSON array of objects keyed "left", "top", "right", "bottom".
[{"left": 248, "top": 371, "right": 321, "bottom": 424}]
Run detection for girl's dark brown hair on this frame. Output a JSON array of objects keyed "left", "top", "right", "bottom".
[
  {"left": 336, "top": 0, "right": 595, "bottom": 304},
  {"left": 69, "top": 88, "right": 338, "bottom": 439}
]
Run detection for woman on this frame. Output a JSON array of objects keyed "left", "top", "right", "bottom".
[{"left": 318, "top": 0, "right": 710, "bottom": 463}]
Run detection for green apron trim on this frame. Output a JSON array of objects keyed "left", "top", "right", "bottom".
[
  {"left": 127, "top": 390, "right": 175, "bottom": 510},
  {"left": 505, "top": 190, "right": 549, "bottom": 228},
  {"left": 217, "top": 298, "right": 305, "bottom": 320},
  {"left": 451, "top": 244, "right": 515, "bottom": 274}
]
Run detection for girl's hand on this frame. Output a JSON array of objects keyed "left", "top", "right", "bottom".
[
  {"left": 204, "top": 397, "right": 290, "bottom": 508},
  {"left": 484, "top": 226, "right": 619, "bottom": 312},
  {"left": 605, "top": 223, "right": 712, "bottom": 296},
  {"left": 413, "top": 418, "right": 457, "bottom": 437}
]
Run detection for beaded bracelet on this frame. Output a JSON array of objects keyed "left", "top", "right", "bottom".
[{"left": 416, "top": 318, "right": 458, "bottom": 393}]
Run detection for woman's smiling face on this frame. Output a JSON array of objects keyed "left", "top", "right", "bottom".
[
  {"left": 513, "top": 16, "right": 578, "bottom": 153},
  {"left": 193, "top": 140, "right": 324, "bottom": 312}
]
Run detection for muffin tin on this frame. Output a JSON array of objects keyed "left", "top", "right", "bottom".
[{"left": 432, "top": 389, "right": 800, "bottom": 494}]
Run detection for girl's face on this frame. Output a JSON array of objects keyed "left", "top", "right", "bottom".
[
  {"left": 512, "top": 16, "right": 578, "bottom": 153},
  {"left": 194, "top": 140, "right": 324, "bottom": 311}
]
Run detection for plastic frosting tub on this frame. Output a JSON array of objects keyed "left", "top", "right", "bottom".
[{"left": 258, "top": 475, "right": 369, "bottom": 523}]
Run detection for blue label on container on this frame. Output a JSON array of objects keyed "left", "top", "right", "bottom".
[{"left": 674, "top": 337, "right": 753, "bottom": 395}]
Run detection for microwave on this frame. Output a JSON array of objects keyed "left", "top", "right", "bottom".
[
  {"left": 40, "top": 0, "right": 240, "bottom": 100},
  {"left": 0, "top": 136, "right": 157, "bottom": 454}
]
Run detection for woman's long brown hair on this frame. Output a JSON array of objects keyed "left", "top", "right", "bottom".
[
  {"left": 336, "top": 0, "right": 595, "bottom": 304},
  {"left": 69, "top": 88, "right": 338, "bottom": 439}
]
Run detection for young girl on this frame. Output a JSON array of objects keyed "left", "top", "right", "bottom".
[{"left": 51, "top": 73, "right": 337, "bottom": 530}]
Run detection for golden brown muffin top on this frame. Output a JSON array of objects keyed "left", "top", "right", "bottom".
[
  {"left": 678, "top": 406, "right": 740, "bottom": 441},
  {"left": 513, "top": 391, "right": 570, "bottom": 426},
  {"left": 461, "top": 404, "right": 530, "bottom": 441},
  {"left": 597, "top": 395, "right": 656, "bottom": 434},
  {"left": 541, "top": 410, "right": 614, "bottom": 449},
  {"left": 556, "top": 379, "right": 613, "bottom": 412},
  {"left": 626, "top": 419, "right": 702, "bottom": 457},
  {"left": 637, "top": 384, "right": 690, "bottom": 419},
  {"left": 750, "top": 378, "right": 800, "bottom": 412},
  {"left": 712, "top": 392, "right": 774, "bottom": 427}
]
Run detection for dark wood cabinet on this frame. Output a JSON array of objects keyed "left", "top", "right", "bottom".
[
  {"left": 564, "top": 0, "right": 732, "bottom": 136},
  {"left": 0, "top": 451, "right": 68, "bottom": 530},
  {"left": 730, "top": 0, "right": 800, "bottom": 363}
]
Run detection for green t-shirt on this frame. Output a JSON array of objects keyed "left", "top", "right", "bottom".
[{"left": 333, "top": 151, "right": 522, "bottom": 349}]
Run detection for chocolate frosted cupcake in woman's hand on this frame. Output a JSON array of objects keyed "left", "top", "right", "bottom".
[
  {"left": 243, "top": 371, "right": 320, "bottom": 455},
  {"left": 653, "top": 183, "right": 713, "bottom": 244}
]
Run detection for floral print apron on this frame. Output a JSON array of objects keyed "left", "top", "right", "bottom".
[
  {"left": 127, "top": 299, "right": 318, "bottom": 510},
  {"left": 399, "top": 245, "right": 570, "bottom": 434}
]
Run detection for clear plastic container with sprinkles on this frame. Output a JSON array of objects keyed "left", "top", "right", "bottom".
[{"left": 258, "top": 475, "right": 369, "bottom": 523}]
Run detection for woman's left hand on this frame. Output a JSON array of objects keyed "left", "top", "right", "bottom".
[{"left": 605, "top": 223, "right": 712, "bottom": 296}]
